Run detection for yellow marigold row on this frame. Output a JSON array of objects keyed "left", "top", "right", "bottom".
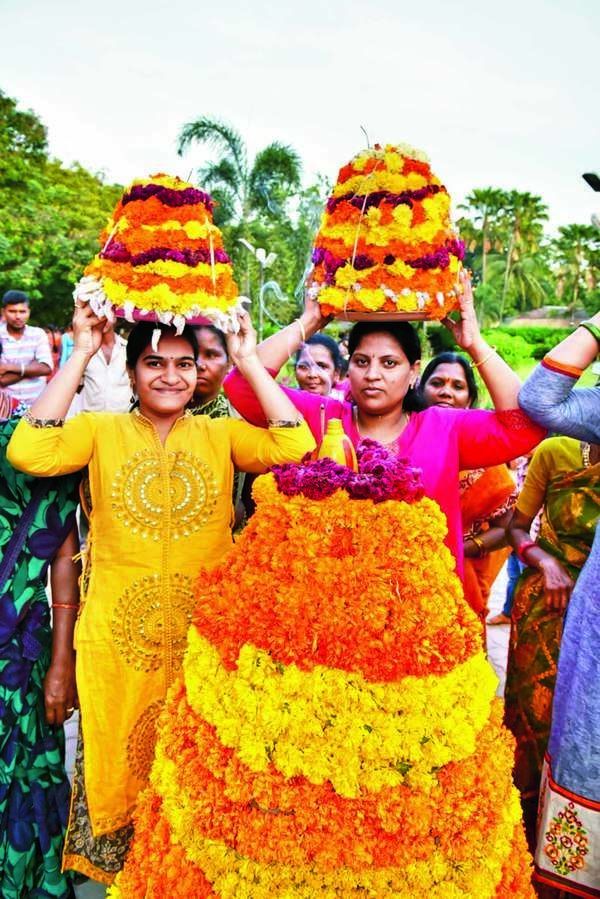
[
  {"left": 99, "top": 278, "right": 238, "bottom": 314},
  {"left": 319, "top": 195, "right": 452, "bottom": 246},
  {"left": 332, "top": 253, "right": 460, "bottom": 291},
  {"left": 331, "top": 169, "right": 433, "bottom": 197},
  {"left": 184, "top": 632, "right": 496, "bottom": 797},
  {"left": 115, "top": 218, "right": 212, "bottom": 240},
  {"left": 316, "top": 286, "right": 457, "bottom": 317},
  {"left": 108, "top": 260, "right": 231, "bottom": 280}
]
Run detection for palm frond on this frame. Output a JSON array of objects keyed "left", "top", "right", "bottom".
[
  {"left": 198, "top": 158, "right": 240, "bottom": 195},
  {"left": 249, "top": 143, "right": 302, "bottom": 217},
  {"left": 176, "top": 117, "right": 247, "bottom": 183}
]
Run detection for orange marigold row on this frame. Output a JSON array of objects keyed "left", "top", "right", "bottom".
[{"left": 193, "top": 486, "right": 481, "bottom": 681}]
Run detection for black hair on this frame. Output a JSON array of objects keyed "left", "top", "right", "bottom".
[
  {"left": 126, "top": 322, "right": 199, "bottom": 369},
  {"left": 194, "top": 323, "right": 228, "bottom": 358},
  {"left": 419, "top": 351, "right": 478, "bottom": 408},
  {"left": 294, "top": 333, "right": 343, "bottom": 371},
  {"left": 347, "top": 320, "right": 422, "bottom": 412},
  {"left": 2, "top": 290, "right": 29, "bottom": 307}
]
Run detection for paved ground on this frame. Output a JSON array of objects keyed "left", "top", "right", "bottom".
[{"left": 68, "top": 563, "right": 512, "bottom": 897}]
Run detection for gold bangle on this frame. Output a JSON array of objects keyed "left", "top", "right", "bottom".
[
  {"left": 24, "top": 411, "right": 65, "bottom": 428},
  {"left": 297, "top": 319, "right": 307, "bottom": 343},
  {"left": 468, "top": 534, "right": 488, "bottom": 557},
  {"left": 267, "top": 418, "right": 304, "bottom": 429},
  {"left": 52, "top": 603, "right": 80, "bottom": 610},
  {"left": 471, "top": 346, "right": 497, "bottom": 369}
]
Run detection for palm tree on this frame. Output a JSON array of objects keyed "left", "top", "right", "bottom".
[
  {"left": 177, "top": 117, "right": 302, "bottom": 228},
  {"left": 458, "top": 188, "right": 507, "bottom": 286},
  {"left": 497, "top": 191, "right": 549, "bottom": 322},
  {"left": 553, "top": 224, "right": 600, "bottom": 320}
]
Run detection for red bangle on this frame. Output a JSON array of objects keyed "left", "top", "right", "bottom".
[
  {"left": 52, "top": 603, "right": 79, "bottom": 611},
  {"left": 517, "top": 540, "right": 537, "bottom": 564}
]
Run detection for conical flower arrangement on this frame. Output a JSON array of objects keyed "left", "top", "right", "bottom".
[
  {"left": 109, "top": 444, "right": 534, "bottom": 898},
  {"left": 310, "top": 143, "right": 465, "bottom": 320},
  {"left": 76, "top": 173, "right": 245, "bottom": 332}
]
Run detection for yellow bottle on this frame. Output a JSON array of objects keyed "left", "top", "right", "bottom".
[{"left": 317, "top": 418, "right": 358, "bottom": 471}]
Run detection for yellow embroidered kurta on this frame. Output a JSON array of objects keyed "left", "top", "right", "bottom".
[{"left": 8, "top": 412, "right": 314, "bottom": 836}]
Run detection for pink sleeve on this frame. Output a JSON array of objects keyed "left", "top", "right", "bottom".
[
  {"left": 223, "top": 368, "right": 342, "bottom": 443},
  {"left": 455, "top": 408, "right": 546, "bottom": 469}
]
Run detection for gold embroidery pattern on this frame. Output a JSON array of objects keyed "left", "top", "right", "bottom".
[
  {"left": 111, "top": 572, "right": 195, "bottom": 676},
  {"left": 127, "top": 700, "right": 163, "bottom": 783},
  {"left": 110, "top": 449, "right": 218, "bottom": 540}
]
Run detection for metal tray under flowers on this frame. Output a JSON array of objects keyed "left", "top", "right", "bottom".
[{"left": 325, "top": 309, "right": 448, "bottom": 322}]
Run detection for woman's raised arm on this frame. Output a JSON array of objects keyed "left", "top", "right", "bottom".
[
  {"left": 519, "top": 316, "right": 600, "bottom": 442},
  {"left": 442, "top": 272, "right": 522, "bottom": 410}
]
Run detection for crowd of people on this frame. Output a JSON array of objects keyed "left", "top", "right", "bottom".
[{"left": 1, "top": 269, "right": 600, "bottom": 899}]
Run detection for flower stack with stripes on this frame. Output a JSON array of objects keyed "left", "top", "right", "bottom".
[
  {"left": 109, "top": 446, "right": 534, "bottom": 898},
  {"left": 77, "top": 173, "right": 244, "bottom": 331},
  {"left": 311, "top": 143, "right": 465, "bottom": 319}
]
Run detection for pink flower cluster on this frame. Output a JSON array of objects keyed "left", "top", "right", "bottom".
[{"left": 271, "top": 439, "right": 424, "bottom": 504}]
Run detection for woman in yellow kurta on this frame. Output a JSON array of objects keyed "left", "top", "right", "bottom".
[{"left": 7, "top": 303, "right": 315, "bottom": 884}]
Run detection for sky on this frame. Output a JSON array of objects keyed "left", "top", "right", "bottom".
[{"left": 2, "top": 0, "right": 599, "bottom": 232}]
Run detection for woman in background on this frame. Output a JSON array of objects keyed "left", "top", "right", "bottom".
[
  {"left": 0, "top": 396, "right": 80, "bottom": 899},
  {"left": 504, "top": 435, "right": 600, "bottom": 859},
  {"left": 419, "top": 352, "right": 516, "bottom": 637},
  {"left": 519, "top": 314, "right": 600, "bottom": 897}
]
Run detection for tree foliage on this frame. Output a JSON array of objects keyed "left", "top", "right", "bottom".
[{"left": 0, "top": 88, "right": 122, "bottom": 326}]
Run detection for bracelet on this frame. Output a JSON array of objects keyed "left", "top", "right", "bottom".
[
  {"left": 468, "top": 534, "right": 488, "bottom": 558},
  {"left": 516, "top": 539, "right": 537, "bottom": 565},
  {"left": 471, "top": 347, "right": 497, "bottom": 369},
  {"left": 578, "top": 321, "right": 600, "bottom": 347},
  {"left": 24, "top": 411, "right": 65, "bottom": 428},
  {"left": 20, "top": 362, "right": 26, "bottom": 377},
  {"left": 52, "top": 603, "right": 80, "bottom": 611},
  {"left": 297, "top": 319, "right": 307, "bottom": 343},
  {"left": 267, "top": 418, "right": 304, "bottom": 429}
]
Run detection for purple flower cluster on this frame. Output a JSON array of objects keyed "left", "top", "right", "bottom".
[
  {"left": 326, "top": 184, "right": 443, "bottom": 215},
  {"left": 271, "top": 439, "right": 424, "bottom": 504},
  {"left": 311, "top": 247, "right": 348, "bottom": 285},
  {"left": 122, "top": 184, "right": 215, "bottom": 212},
  {"left": 406, "top": 238, "right": 466, "bottom": 271},
  {"left": 101, "top": 243, "right": 231, "bottom": 267}
]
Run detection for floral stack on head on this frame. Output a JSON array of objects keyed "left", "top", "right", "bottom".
[
  {"left": 310, "top": 143, "right": 465, "bottom": 320},
  {"left": 74, "top": 173, "right": 246, "bottom": 333},
  {"left": 110, "top": 439, "right": 535, "bottom": 898}
]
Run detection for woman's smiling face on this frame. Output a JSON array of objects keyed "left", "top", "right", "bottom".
[
  {"left": 421, "top": 361, "right": 472, "bottom": 409},
  {"left": 131, "top": 333, "right": 197, "bottom": 420},
  {"left": 295, "top": 344, "right": 338, "bottom": 396}
]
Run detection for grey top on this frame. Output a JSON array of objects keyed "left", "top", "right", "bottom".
[
  {"left": 521, "top": 361, "right": 600, "bottom": 803},
  {"left": 519, "top": 363, "right": 600, "bottom": 443}
]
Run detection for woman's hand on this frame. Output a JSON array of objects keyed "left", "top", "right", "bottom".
[
  {"left": 226, "top": 310, "right": 258, "bottom": 369},
  {"left": 44, "top": 654, "right": 78, "bottom": 726},
  {"left": 72, "top": 303, "right": 108, "bottom": 359},
  {"left": 539, "top": 556, "right": 574, "bottom": 612},
  {"left": 300, "top": 274, "right": 333, "bottom": 336},
  {"left": 441, "top": 271, "right": 482, "bottom": 353}
]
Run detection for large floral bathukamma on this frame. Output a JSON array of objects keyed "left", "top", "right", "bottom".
[
  {"left": 75, "top": 173, "right": 245, "bottom": 332},
  {"left": 109, "top": 443, "right": 534, "bottom": 897},
  {"left": 310, "top": 143, "right": 465, "bottom": 319}
]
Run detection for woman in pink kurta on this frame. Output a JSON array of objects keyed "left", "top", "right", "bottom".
[{"left": 225, "top": 277, "right": 545, "bottom": 577}]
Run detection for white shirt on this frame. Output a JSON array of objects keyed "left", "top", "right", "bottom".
[
  {"left": 0, "top": 322, "right": 52, "bottom": 406},
  {"left": 81, "top": 335, "right": 131, "bottom": 413}
]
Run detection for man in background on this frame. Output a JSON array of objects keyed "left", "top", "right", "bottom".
[
  {"left": 79, "top": 319, "right": 130, "bottom": 413},
  {"left": 0, "top": 290, "right": 52, "bottom": 406}
]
